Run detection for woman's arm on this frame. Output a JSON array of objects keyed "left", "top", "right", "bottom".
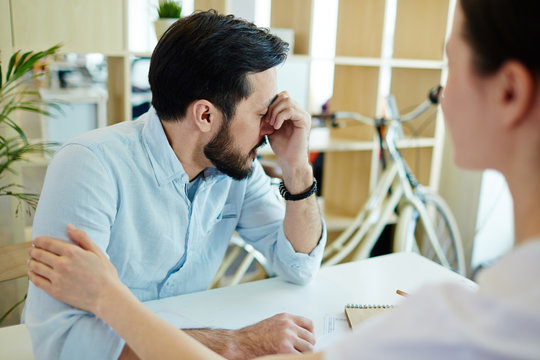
[
  {"left": 28, "top": 225, "right": 323, "bottom": 360},
  {"left": 28, "top": 225, "right": 223, "bottom": 360}
]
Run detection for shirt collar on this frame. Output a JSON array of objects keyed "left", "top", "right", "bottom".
[
  {"left": 141, "top": 107, "right": 190, "bottom": 186},
  {"left": 141, "top": 108, "right": 227, "bottom": 186}
]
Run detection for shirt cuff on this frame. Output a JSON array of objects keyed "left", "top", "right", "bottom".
[{"left": 274, "top": 218, "right": 327, "bottom": 285}]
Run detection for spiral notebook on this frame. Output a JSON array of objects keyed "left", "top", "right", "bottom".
[{"left": 344, "top": 304, "right": 394, "bottom": 330}]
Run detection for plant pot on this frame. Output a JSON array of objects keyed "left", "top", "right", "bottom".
[{"left": 154, "top": 18, "right": 178, "bottom": 40}]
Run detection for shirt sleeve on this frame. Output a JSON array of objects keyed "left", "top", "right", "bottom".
[
  {"left": 23, "top": 143, "right": 125, "bottom": 360},
  {"left": 235, "top": 160, "right": 326, "bottom": 285}
]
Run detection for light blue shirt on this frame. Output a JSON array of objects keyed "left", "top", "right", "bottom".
[{"left": 23, "top": 108, "right": 326, "bottom": 359}]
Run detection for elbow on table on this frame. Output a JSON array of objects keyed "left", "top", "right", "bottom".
[{"left": 280, "top": 264, "right": 319, "bottom": 285}]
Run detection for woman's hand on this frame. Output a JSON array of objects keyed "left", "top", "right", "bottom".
[{"left": 28, "top": 224, "right": 125, "bottom": 317}]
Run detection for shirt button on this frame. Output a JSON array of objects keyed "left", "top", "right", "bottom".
[{"left": 181, "top": 174, "right": 189, "bottom": 182}]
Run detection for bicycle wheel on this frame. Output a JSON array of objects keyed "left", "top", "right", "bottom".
[{"left": 394, "top": 191, "right": 466, "bottom": 275}]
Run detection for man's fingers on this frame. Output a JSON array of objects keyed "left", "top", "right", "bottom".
[
  {"left": 295, "top": 325, "right": 316, "bottom": 345},
  {"left": 271, "top": 108, "right": 296, "bottom": 130},
  {"left": 289, "top": 314, "right": 315, "bottom": 333},
  {"left": 269, "top": 105, "right": 298, "bottom": 127},
  {"left": 293, "top": 336, "right": 315, "bottom": 353}
]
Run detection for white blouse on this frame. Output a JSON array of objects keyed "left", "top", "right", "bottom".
[{"left": 325, "top": 239, "right": 540, "bottom": 359}]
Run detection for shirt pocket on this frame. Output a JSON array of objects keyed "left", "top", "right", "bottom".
[
  {"left": 216, "top": 203, "right": 238, "bottom": 221},
  {"left": 205, "top": 203, "right": 239, "bottom": 237}
]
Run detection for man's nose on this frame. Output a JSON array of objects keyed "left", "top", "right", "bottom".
[{"left": 260, "top": 121, "right": 275, "bottom": 136}]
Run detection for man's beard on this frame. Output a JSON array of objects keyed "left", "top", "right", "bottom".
[{"left": 204, "top": 121, "right": 267, "bottom": 181}]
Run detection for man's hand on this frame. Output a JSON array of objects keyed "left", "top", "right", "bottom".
[
  {"left": 263, "top": 92, "right": 323, "bottom": 256},
  {"left": 186, "top": 313, "right": 316, "bottom": 360},
  {"left": 265, "top": 91, "right": 311, "bottom": 181}
]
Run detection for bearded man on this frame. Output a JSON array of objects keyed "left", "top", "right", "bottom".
[{"left": 23, "top": 10, "right": 325, "bottom": 360}]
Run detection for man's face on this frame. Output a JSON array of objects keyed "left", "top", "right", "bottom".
[{"left": 204, "top": 68, "right": 277, "bottom": 180}]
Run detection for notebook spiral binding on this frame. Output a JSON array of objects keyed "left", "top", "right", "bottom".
[{"left": 345, "top": 303, "right": 394, "bottom": 309}]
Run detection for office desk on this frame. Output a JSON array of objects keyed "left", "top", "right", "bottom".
[
  {"left": 0, "top": 252, "right": 476, "bottom": 359},
  {"left": 145, "top": 252, "right": 476, "bottom": 338}
]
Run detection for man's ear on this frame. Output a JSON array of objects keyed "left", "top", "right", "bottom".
[
  {"left": 497, "top": 61, "right": 535, "bottom": 129},
  {"left": 191, "top": 100, "right": 221, "bottom": 133}
]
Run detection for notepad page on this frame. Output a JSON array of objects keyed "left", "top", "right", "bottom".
[{"left": 344, "top": 304, "right": 393, "bottom": 330}]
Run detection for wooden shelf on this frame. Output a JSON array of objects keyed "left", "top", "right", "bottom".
[
  {"left": 324, "top": 212, "right": 355, "bottom": 232},
  {"left": 335, "top": 0, "right": 386, "bottom": 58},
  {"left": 322, "top": 201, "right": 399, "bottom": 232},
  {"left": 393, "top": 0, "right": 450, "bottom": 60},
  {"left": 259, "top": 127, "right": 436, "bottom": 156}
]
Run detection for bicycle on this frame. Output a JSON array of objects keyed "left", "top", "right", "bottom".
[{"left": 312, "top": 86, "right": 466, "bottom": 275}]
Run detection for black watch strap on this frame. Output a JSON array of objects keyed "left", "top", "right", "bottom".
[{"left": 279, "top": 179, "right": 317, "bottom": 201}]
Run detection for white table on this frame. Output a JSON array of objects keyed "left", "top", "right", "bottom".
[
  {"left": 0, "top": 252, "right": 476, "bottom": 359},
  {"left": 145, "top": 252, "right": 476, "bottom": 337}
]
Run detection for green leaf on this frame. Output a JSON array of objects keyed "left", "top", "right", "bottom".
[
  {"left": 5, "top": 50, "right": 20, "bottom": 82},
  {"left": 157, "top": 0, "right": 182, "bottom": 18},
  {"left": 3, "top": 45, "right": 60, "bottom": 85},
  {"left": 0, "top": 44, "right": 61, "bottom": 219},
  {"left": 0, "top": 294, "right": 27, "bottom": 325},
  {"left": 3, "top": 116, "right": 29, "bottom": 143},
  {"left": 12, "top": 51, "right": 33, "bottom": 76},
  {"left": 14, "top": 52, "right": 44, "bottom": 79}
]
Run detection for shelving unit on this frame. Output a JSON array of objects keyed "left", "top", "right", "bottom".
[
  {"left": 321, "top": 0, "right": 452, "bottom": 234},
  {"left": 1, "top": 0, "right": 455, "bottom": 237}
]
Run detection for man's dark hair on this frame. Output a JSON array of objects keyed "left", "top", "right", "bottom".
[
  {"left": 460, "top": 0, "right": 540, "bottom": 77},
  {"left": 149, "top": 10, "right": 289, "bottom": 122}
]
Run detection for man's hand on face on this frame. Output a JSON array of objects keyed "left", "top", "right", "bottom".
[{"left": 264, "top": 91, "right": 312, "bottom": 173}]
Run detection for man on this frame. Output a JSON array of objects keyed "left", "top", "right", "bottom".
[{"left": 23, "top": 10, "right": 325, "bottom": 360}]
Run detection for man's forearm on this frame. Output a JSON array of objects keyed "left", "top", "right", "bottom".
[
  {"left": 118, "top": 329, "right": 240, "bottom": 360},
  {"left": 120, "top": 328, "right": 258, "bottom": 360},
  {"left": 283, "top": 195, "right": 322, "bottom": 254},
  {"left": 281, "top": 166, "right": 323, "bottom": 254},
  {"left": 185, "top": 328, "right": 254, "bottom": 360},
  {"left": 119, "top": 311, "right": 316, "bottom": 360},
  {"left": 117, "top": 329, "right": 233, "bottom": 360}
]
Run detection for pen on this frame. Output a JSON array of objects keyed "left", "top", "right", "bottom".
[{"left": 396, "top": 289, "right": 409, "bottom": 297}]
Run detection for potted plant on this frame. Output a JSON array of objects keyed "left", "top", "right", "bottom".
[
  {"left": 0, "top": 44, "right": 60, "bottom": 326},
  {"left": 154, "top": 0, "right": 182, "bottom": 40},
  {"left": 1, "top": 45, "right": 60, "bottom": 213}
]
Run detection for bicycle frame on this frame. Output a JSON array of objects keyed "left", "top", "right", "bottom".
[{"left": 320, "top": 87, "right": 452, "bottom": 268}]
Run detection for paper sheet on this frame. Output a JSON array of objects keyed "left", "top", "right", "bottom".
[{"left": 314, "top": 314, "right": 351, "bottom": 351}]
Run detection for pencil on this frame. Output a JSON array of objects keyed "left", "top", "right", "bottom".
[{"left": 396, "top": 289, "right": 409, "bottom": 297}]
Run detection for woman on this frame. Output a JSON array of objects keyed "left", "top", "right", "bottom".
[{"left": 27, "top": 0, "right": 540, "bottom": 358}]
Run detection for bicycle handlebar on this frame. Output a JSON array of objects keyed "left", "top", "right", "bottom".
[{"left": 312, "top": 85, "right": 443, "bottom": 127}]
